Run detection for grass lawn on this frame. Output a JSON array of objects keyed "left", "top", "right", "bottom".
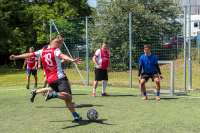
[
  {"left": 0, "top": 64, "right": 200, "bottom": 133},
  {"left": 1, "top": 82, "right": 200, "bottom": 132}
]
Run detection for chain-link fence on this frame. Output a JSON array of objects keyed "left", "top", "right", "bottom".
[{"left": 46, "top": 5, "right": 200, "bottom": 93}]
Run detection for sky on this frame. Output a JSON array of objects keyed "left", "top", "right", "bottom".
[{"left": 87, "top": 0, "right": 97, "bottom": 8}]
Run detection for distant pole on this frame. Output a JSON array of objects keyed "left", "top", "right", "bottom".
[
  {"left": 188, "top": 1, "right": 192, "bottom": 90},
  {"left": 85, "top": 16, "right": 89, "bottom": 86},
  {"left": 183, "top": 6, "right": 187, "bottom": 92},
  {"left": 129, "top": 12, "right": 132, "bottom": 88},
  {"left": 50, "top": 20, "right": 52, "bottom": 41}
]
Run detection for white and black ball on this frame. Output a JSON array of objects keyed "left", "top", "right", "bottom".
[{"left": 87, "top": 109, "right": 98, "bottom": 121}]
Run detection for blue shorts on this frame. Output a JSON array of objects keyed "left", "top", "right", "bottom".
[{"left": 26, "top": 69, "right": 37, "bottom": 76}]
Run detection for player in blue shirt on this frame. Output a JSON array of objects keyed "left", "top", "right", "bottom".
[{"left": 138, "top": 45, "right": 163, "bottom": 101}]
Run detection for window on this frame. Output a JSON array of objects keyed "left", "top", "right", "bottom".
[{"left": 194, "top": 22, "right": 198, "bottom": 28}]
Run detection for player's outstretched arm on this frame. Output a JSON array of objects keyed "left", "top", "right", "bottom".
[
  {"left": 10, "top": 53, "right": 34, "bottom": 60},
  {"left": 59, "top": 53, "right": 81, "bottom": 64}
]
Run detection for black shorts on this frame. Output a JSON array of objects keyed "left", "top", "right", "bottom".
[
  {"left": 26, "top": 69, "right": 37, "bottom": 76},
  {"left": 49, "top": 77, "right": 72, "bottom": 94},
  {"left": 141, "top": 74, "right": 159, "bottom": 82},
  {"left": 95, "top": 68, "right": 108, "bottom": 81}
]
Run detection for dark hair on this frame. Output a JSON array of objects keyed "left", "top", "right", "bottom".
[
  {"left": 102, "top": 41, "right": 108, "bottom": 45},
  {"left": 29, "top": 47, "right": 34, "bottom": 51},
  {"left": 144, "top": 44, "right": 151, "bottom": 49}
]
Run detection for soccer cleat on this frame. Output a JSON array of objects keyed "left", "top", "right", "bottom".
[
  {"left": 72, "top": 116, "right": 82, "bottom": 123},
  {"left": 91, "top": 93, "right": 96, "bottom": 97},
  {"left": 101, "top": 92, "right": 109, "bottom": 96},
  {"left": 142, "top": 96, "right": 148, "bottom": 100},
  {"left": 156, "top": 96, "right": 161, "bottom": 101},
  {"left": 26, "top": 84, "right": 29, "bottom": 89},
  {"left": 30, "top": 90, "right": 37, "bottom": 103}
]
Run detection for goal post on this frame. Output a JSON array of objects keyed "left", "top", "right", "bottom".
[{"left": 158, "top": 60, "right": 175, "bottom": 96}]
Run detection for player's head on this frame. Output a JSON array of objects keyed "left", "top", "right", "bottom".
[
  {"left": 101, "top": 41, "right": 109, "bottom": 50},
  {"left": 29, "top": 47, "right": 34, "bottom": 52},
  {"left": 50, "top": 34, "right": 64, "bottom": 48},
  {"left": 143, "top": 44, "right": 151, "bottom": 55}
]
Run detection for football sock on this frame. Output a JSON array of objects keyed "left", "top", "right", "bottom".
[
  {"left": 93, "top": 88, "right": 96, "bottom": 94},
  {"left": 50, "top": 91, "right": 58, "bottom": 98},
  {"left": 72, "top": 112, "right": 80, "bottom": 118},
  {"left": 156, "top": 91, "right": 160, "bottom": 96},
  {"left": 143, "top": 92, "right": 147, "bottom": 96},
  {"left": 102, "top": 80, "right": 107, "bottom": 94}
]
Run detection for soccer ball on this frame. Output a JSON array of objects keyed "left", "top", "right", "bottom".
[{"left": 87, "top": 109, "right": 98, "bottom": 121}]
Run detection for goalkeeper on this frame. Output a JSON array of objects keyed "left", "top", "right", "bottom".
[{"left": 138, "top": 44, "right": 163, "bottom": 101}]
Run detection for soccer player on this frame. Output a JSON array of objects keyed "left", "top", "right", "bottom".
[
  {"left": 138, "top": 44, "right": 163, "bottom": 101},
  {"left": 92, "top": 42, "right": 110, "bottom": 97},
  {"left": 23, "top": 47, "right": 38, "bottom": 89},
  {"left": 38, "top": 45, "right": 48, "bottom": 88},
  {"left": 10, "top": 35, "right": 82, "bottom": 122}
]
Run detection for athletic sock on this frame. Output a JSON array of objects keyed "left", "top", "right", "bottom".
[
  {"left": 72, "top": 112, "right": 80, "bottom": 119},
  {"left": 93, "top": 88, "right": 96, "bottom": 94},
  {"left": 143, "top": 92, "right": 147, "bottom": 96},
  {"left": 50, "top": 91, "right": 58, "bottom": 98},
  {"left": 102, "top": 80, "right": 107, "bottom": 94},
  {"left": 156, "top": 91, "right": 160, "bottom": 97}
]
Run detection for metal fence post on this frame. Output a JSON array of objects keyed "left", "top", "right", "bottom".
[
  {"left": 85, "top": 16, "right": 89, "bottom": 86},
  {"left": 188, "top": 3, "right": 192, "bottom": 90},
  {"left": 50, "top": 20, "right": 52, "bottom": 41},
  {"left": 183, "top": 6, "right": 187, "bottom": 92},
  {"left": 129, "top": 12, "right": 132, "bottom": 88}
]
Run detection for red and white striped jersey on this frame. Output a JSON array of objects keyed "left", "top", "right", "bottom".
[
  {"left": 33, "top": 47, "right": 65, "bottom": 84},
  {"left": 94, "top": 48, "right": 110, "bottom": 70},
  {"left": 26, "top": 56, "right": 38, "bottom": 70}
]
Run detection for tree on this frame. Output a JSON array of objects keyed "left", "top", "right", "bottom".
[
  {"left": 0, "top": 0, "right": 92, "bottom": 65},
  {"left": 90, "top": 0, "right": 182, "bottom": 70}
]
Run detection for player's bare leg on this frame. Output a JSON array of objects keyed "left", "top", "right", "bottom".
[
  {"left": 43, "top": 73, "right": 48, "bottom": 88},
  {"left": 43, "top": 79, "right": 48, "bottom": 88},
  {"left": 140, "top": 79, "right": 148, "bottom": 100},
  {"left": 92, "top": 80, "right": 98, "bottom": 97},
  {"left": 34, "top": 75, "right": 38, "bottom": 88},
  {"left": 26, "top": 75, "right": 30, "bottom": 89},
  {"left": 30, "top": 87, "right": 52, "bottom": 103},
  {"left": 45, "top": 91, "right": 81, "bottom": 121},
  {"left": 154, "top": 77, "right": 161, "bottom": 101}
]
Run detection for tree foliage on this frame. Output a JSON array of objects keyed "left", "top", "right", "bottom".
[
  {"left": 0, "top": 0, "right": 92, "bottom": 65},
  {"left": 91, "top": 0, "right": 182, "bottom": 70}
]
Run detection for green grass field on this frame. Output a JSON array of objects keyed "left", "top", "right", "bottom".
[{"left": 1, "top": 70, "right": 200, "bottom": 133}]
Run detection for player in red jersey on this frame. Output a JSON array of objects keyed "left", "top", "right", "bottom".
[
  {"left": 23, "top": 47, "right": 38, "bottom": 89},
  {"left": 10, "top": 35, "right": 82, "bottom": 122},
  {"left": 92, "top": 42, "right": 110, "bottom": 97}
]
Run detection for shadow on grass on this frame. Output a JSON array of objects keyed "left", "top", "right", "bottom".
[
  {"left": 141, "top": 97, "right": 179, "bottom": 101},
  {"left": 72, "top": 93, "right": 88, "bottom": 96},
  {"left": 35, "top": 104, "right": 103, "bottom": 109},
  {"left": 101, "top": 94, "right": 137, "bottom": 97},
  {"left": 60, "top": 119, "right": 115, "bottom": 129},
  {"left": 160, "top": 97, "right": 179, "bottom": 100}
]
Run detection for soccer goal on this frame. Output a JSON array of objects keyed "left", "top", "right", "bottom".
[
  {"left": 158, "top": 60, "right": 175, "bottom": 96},
  {"left": 145, "top": 60, "right": 175, "bottom": 96}
]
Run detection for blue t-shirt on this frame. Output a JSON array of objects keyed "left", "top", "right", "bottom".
[{"left": 139, "top": 54, "right": 159, "bottom": 74}]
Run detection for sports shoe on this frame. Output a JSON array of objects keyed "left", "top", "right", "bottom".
[
  {"left": 101, "top": 93, "right": 109, "bottom": 96},
  {"left": 142, "top": 96, "right": 148, "bottom": 100},
  {"left": 30, "top": 90, "right": 37, "bottom": 103},
  {"left": 26, "top": 84, "right": 29, "bottom": 89},
  {"left": 156, "top": 96, "right": 161, "bottom": 101},
  {"left": 72, "top": 116, "right": 82, "bottom": 123},
  {"left": 91, "top": 93, "right": 96, "bottom": 97}
]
